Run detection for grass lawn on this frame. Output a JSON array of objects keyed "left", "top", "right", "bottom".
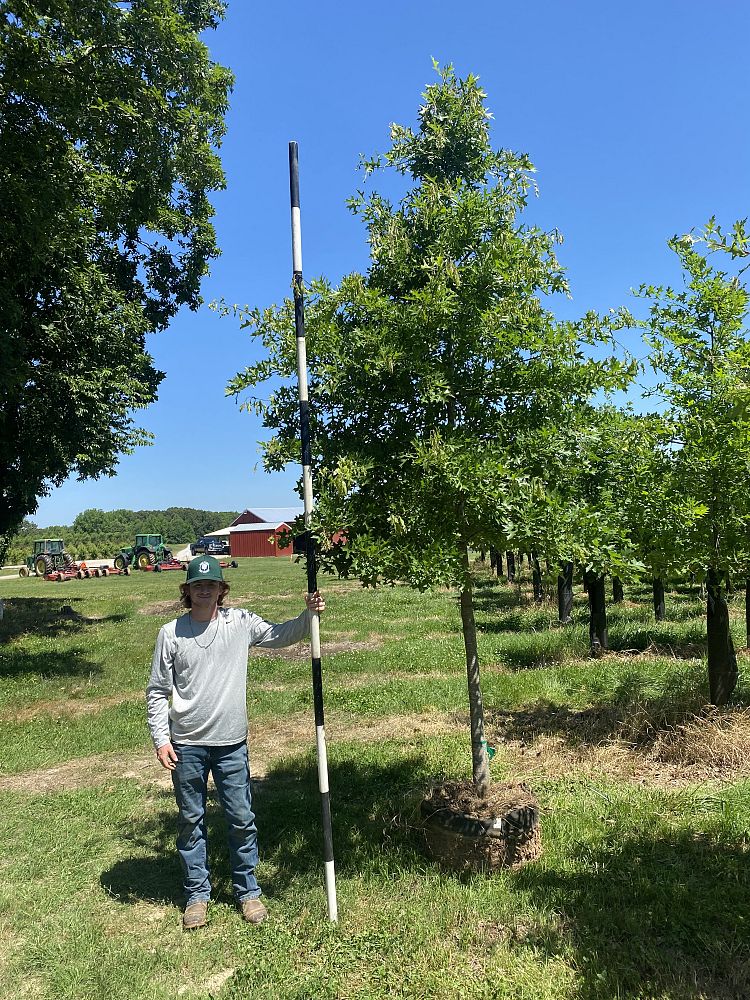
[{"left": 0, "top": 558, "right": 748, "bottom": 999}]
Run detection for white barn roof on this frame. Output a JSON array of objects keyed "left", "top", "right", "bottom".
[
  {"left": 230, "top": 521, "right": 292, "bottom": 533},
  {"left": 244, "top": 506, "right": 303, "bottom": 524}
]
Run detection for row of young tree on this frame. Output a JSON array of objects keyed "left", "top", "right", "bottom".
[
  {"left": 226, "top": 66, "right": 750, "bottom": 793},
  {"left": 4, "top": 507, "right": 238, "bottom": 564}
]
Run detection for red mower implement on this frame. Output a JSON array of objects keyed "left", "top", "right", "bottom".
[{"left": 143, "top": 560, "right": 188, "bottom": 573}]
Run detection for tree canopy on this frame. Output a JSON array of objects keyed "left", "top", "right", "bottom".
[
  {"left": 229, "top": 66, "right": 631, "bottom": 591},
  {"left": 227, "top": 64, "right": 632, "bottom": 789},
  {"left": 0, "top": 1, "right": 233, "bottom": 546}
]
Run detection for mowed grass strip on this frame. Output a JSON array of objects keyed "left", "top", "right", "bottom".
[{"left": 1, "top": 558, "right": 749, "bottom": 999}]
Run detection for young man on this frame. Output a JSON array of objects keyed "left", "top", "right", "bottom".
[{"left": 146, "top": 554, "right": 325, "bottom": 930}]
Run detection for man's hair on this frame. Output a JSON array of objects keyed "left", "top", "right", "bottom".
[{"left": 179, "top": 581, "right": 231, "bottom": 609}]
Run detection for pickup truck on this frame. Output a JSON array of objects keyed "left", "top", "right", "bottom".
[{"left": 190, "top": 537, "right": 231, "bottom": 556}]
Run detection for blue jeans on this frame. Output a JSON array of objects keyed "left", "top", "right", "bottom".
[{"left": 171, "top": 740, "right": 262, "bottom": 906}]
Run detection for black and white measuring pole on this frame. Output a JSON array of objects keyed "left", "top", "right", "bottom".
[{"left": 289, "top": 140, "right": 338, "bottom": 923}]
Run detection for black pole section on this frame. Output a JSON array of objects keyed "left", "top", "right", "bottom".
[
  {"left": 289, "top": 141, "right": 338, "bottom": 922},
  {"left": 506, "top": 551, "right": 516, "bottom": 583}
]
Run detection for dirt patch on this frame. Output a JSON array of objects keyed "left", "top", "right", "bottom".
[
  {"left": 251, "top": 634, "right": 386, "bottom": 659},
  {"left": 0, "top": 710, "right": 461, "bottom": 795},
  {"left": 138, "top": 597, "right": 291, "bottom": 616},
  {"left": 651, "top": 708, "right": 750, "bottom": 771},
  {"left": 388, "top": 616, "right": 445, "bottom": 625},
  {"left": 5, "top": 701, "right": 749, "bottom": 796},
  {"left": 0, "top": 750, "right": 169, "bottom": 794},
  {"left": 139, "top": 600, "right": 183, "bottom": 616},
  {"left": 178, "top": 969, "right": 236, "bottom": 997},
  {"left": 643, "top": 640, "right": 706, "bottom": 660},
  {"left": 2, "top": 691, "right": 141, "bottom": 723},
  {"left": 334, "top": 670, "right": 452, "bottom": 689}
]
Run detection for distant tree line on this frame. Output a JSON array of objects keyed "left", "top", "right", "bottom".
[{"left": 3, "top": 508, "right": 238, "bottom": 564}]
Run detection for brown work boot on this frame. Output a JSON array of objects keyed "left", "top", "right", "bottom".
[
  {"left": 239, "top": 898, "right": 268, "bottom": 924},
  {"left": 183, "top": 900, "right": 208, "bottom": 930}
]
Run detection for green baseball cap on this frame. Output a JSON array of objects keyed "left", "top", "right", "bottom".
[{"left": 186, "top": 554, "right": 224, "bottom": 584}]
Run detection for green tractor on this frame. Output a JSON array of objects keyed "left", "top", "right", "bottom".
[
  {"left": 114, "top": 533, "right": 172, "bottom": 571},
  {"left": 19, "top": 539, "right": 75, "bottom": 577}
]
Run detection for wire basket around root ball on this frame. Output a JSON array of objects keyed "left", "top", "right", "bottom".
[{"left": 420, "top": 780, "right": 542, "bottom": 872}]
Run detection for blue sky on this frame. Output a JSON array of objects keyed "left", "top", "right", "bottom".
[{"left": 34, "top": 0, "right": 750, "bottom": 527}]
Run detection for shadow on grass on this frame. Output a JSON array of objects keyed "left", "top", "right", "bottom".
[
  {"left": 485, "top": 665, "right": 750, "bottom": 753},
  {"left": 101, "top": 756, "right": 431, "bottom": 907},
  {"left": 485, "top": 665, "right": 717, "bottom": 747},
  {"left": 470, "top": 585, "right": 529, "bottom": 615},
  {"left": 478, "top": 608, "right": 563, "bottom": 635},
  {"left": 0, "top": 646, "right": 104, "bottom": 680},
  {"left": 99, "top": 756, "right": 750, "bottom": 994},
  {"left": 608, "top": 624, "right": 708, "bottom": 657},
  {"left": 0, "top": 597, "right": 128, "bottom": 679},
  {"left": 515, "top": 829, "right": 750, "bottom": 999},
  {"left": 477, "top": 611, "right": 709, "bottom": 670},
  {"left": 0, "top": 596, "right": 127, "bottom": 642},
  {"left": 101, "top": 789, "right": 183, "bottom": 905}
]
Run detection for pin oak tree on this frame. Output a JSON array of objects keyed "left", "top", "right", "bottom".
[{"left": 228, "top": 65, "right": 630, "bottom": 792}]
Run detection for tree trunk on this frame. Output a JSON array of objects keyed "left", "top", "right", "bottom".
[
  {"left": 489, "top": 547, "right": 502, "bottom": 577},
  {"left": 706, "top": 568, "right": 738, "bottom": 706},
  {"left": 557, "top": 562, "right": 573, "bottom": 624},
  {"left": 585, "top": 570, "right": 608, "bottom": 652},
  {"left": 612, "top": 577, "right": 624, "bottom": 603},
  {"left": 652, "top": 578, "right": 665, "bottom": 621},
  {"left": 506, "top": 551, "right": 516, "bottom": 583},
  {"left": 459, "top": 546, "right": 491, "bottom": 794},
  {"left": 532, "top": 553, "right": 543, "bottom": 604}
]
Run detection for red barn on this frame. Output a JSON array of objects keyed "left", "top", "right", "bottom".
[
  {"left": 229, "top": 521, "right": 295, "bottom": 558},
  {"left": 226, "top": 507, "right": 347, "bottom": 558}
]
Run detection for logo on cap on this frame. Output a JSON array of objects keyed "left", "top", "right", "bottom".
[{"left": 199, "top": 560, "right": 210, "bottom": 574}]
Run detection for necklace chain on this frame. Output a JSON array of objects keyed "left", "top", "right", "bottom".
[{"left": 188, "top": 612, "right": 221, "bottom": 649}]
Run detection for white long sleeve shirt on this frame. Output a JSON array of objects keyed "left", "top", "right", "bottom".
[{"left": 146, "top": 606, "right": 310, "bottom": 748}]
